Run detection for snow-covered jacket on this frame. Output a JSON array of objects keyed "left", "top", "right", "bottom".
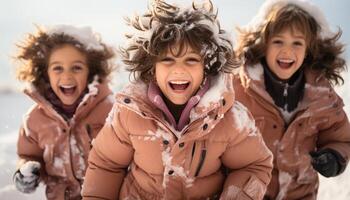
[
  {"left": 82, "top": 73, "right": 273, "bottom": 200},
  {"left": 16, "top": 80, "right": 114, "bottom": 200},
  {"left": 233, "top": 64, "right": 350, "bottom": 200}
]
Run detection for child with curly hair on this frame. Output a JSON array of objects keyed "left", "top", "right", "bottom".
[
  {"left": 13, "top": 24, "right": 115, "bottom": 200},
  {"left": 233, "top": 0, "right": 350, "bottom": 199},
  {"left": 82, "top": 0, "right": 273, "bottom": 199}
]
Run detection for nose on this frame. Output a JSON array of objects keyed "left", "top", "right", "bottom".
[
  {"left": 280, "top": 45, "right": 293, "bottom": 56},
  {"left": 61, "top": 70, "right": 74, "bottom": 80},
  {"left": 172, "top": 63, "right": 186, "bottom": 74}
]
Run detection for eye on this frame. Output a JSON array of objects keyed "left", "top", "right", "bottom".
[
  {"left": 272, "top": 39, "right": 283, "bottom": 45},
  {"left": 293, "top": 41, "right": 305, "bottom": 46},
  {"left": 159, "top": 57, "right": 174, "bottom": 64},
  {"left": 51, "top": 65, "right": 63, "bottom": 73},
  {"left": 72, "top": 64, "right": 84, "bottom": 72},
  {"left": 186, "top": 57, "right": 201, "bottom": 65}
]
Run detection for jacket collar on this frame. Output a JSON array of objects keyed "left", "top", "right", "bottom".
[
  {"left": 117, "top": 73, "right": 235, "bottom": 137},
  {"left": 24, "top": 77, "right": 112, "bottom": 124},
  {"left": 239, "top": 63, "right": 343, "bottom": 116},
  {"left": 262, "top": 62, "right": 305, "bottom": 112},
  {"left": 147, "top": 78, "right": 210, "bottom": 132}
]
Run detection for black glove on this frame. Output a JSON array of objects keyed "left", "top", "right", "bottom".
[
  {"left": 13, "top": 161, "right": 41, "bottom": 193},
  {"left": 310, "top": 149, "right": 342, "bottom": 177}
]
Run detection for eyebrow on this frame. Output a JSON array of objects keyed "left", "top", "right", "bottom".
[
  {"left": 273, "top": 35, "right": 306, "bottom": 40},
  {"left": 49, "top": 60, "right": 86, "bottom": 66}
]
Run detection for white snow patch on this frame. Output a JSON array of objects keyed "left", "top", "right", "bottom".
[
  {"left": 69, "top": 134, "right": 86, "bottom": 178},
  {"left": 246, "top": 64, "right": 264, "bottom": 81},
  {"left": 231, "top": 101, "right": 257, "bottom": 136},
  {"left": 276, "top": 171, "right": 293, "bottom": 200},
  {"left": 78, "top": 76, "right": 100, "bottom": 109},
  {"left": 305, "top": 84, "right": 330, "bottom": 93},
  {"left": 242, "top": 0, "right": 333, "bottom": 38},
  {"left": 161, "top": 146, "right": 194, "bottom": 188},
  {"left": 148, "top": 128, "right": 172, "bottom": 142},
  {"left": 53, "top": 157, "right": 64, "bottom": 170},
  {"left": 19, "top": 161, "right": 40, "bottom": 177},
  {"left": 105, "top": 104, "right": 119, "bottom": 125},
  {"left": 278, "top": 107, "right": 298, "bottom": 124},
  {"left": 46, "top": 24, "right": 104, "bottom": 51},
  {"left": 197, "top": 74, "right": 226, "bottom": 108}
]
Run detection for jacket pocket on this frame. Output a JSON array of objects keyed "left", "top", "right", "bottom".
[{"left": 191, "top": 139, "right": 227, "bottom": 177}]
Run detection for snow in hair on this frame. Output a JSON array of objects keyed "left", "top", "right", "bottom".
[
  {"left": 122, "top": 0, "right": 233, "bottom": 77},
  {"left": 45, "top": 24, "right": 104, "bottom": 51},
  {"left": 243, "top": 0, "right": 333, "bottom": 38}
]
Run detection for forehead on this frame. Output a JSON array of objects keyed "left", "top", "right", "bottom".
[
  {"left": 273, "top": 27, "right": 306, "bottom": 38},
  {"left": 160, "top": 42, "right": 200, "bottom": 57},
  {"left": 49, "top": 44, "right": 87, "bottom": 61},
  {"left": 269, "top": 18, "right": 311, "bottom": 42}
]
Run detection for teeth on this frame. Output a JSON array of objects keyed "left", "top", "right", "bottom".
[
  {"left": 60, "top": 85, "right": 75, "bottom": 89},
  {"left": 169, "top": 80, "right": 189, "bottom": 84},
  {"left": 278, "top": 59, "right": 294, "bottom": 63}
]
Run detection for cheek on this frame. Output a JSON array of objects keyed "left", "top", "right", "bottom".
[
  {"left": 47, "top": 72, "right": 57, "bottom": 85},
  {"left": 192, "top": 68, "right": 204, "bottom": 87},
  {"left": 79, "top": 74, "right": 89, "bottom": 88},
  {"left": 155, "top": 68, "right": 167, "bottom": 83},
  {"left": 265, "top": 48, "right": 275, "bottom": 64}
]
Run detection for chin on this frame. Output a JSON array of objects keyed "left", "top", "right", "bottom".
[{"left": 171, "top": 99, "right": 187, "bottom": 105}]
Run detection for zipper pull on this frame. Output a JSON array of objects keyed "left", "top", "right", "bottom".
[
  {"left": 283, "top": 83, "right": 288, "bottom": 97},
  {"left": 283, "top": 83, "right": 289, "bottom": 111}
]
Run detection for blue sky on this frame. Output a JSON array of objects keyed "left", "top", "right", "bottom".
[{"left": 1, "top": 0, "right": 349, "bottom": 87}]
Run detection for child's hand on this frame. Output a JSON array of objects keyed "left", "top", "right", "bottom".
[
  {"left": 13, "top": 161, "right": 41, "bottom": 193},
  {"left": 310, "top": 149, "right": 340, "bottom": 177}
]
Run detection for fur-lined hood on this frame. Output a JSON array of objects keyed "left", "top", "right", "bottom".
[{"left": 242, "top": 0, "right": 333, "bottom": 38}]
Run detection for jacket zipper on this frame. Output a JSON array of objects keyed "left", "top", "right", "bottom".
[
  {"left": 194, "top": 141, "right": 207, "bottom": 177},
  {"left": 189, "top": 142, "right": 196, "bottom": 167},
  {"left": 283, "top": 83, "right": 289, "bottom": 111}
]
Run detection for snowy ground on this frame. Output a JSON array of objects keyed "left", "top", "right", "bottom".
[{"left": 0, "top": 70, "right": 349, "bottom": 199}]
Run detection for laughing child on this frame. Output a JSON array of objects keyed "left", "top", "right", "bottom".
[
  {"left": 233, "top": 0, "right": 350, "bottom": 199},
  {"left": 13, "top": 24, "right": 115, "bottom": 200},
  {"left": 82, "top": 1, "right": 273, "bottom": 199}
]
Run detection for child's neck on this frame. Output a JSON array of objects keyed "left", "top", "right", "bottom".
[
  {"left": 162, "top": 94, "right": 187, "bottom": 124},
  {"left": 45, "top": 87, "right": 87, "bottom": 120},
  {"left": 262, "top": 59, "right": 305, "bottom": 113}
]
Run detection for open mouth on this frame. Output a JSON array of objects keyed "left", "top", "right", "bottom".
[
  {"left": 168, "top": 80, "right": 190, "bottom": 91},
  {"left": 277, "top": 59, "right": 295, "bottom": 69},
  {"left": 59, "top": 85, "right": 76, "bottom": 95}
]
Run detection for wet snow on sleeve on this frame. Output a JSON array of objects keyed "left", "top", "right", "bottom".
[{"left": 231, "top": 101, "right": 257, "bottom": 136}]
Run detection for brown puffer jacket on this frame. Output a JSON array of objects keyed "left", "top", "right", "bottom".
[
  {"left": 82, "top": 73, "right": 273, "bottom": 200},
  {"left": 16, "top": 80, "right": 114, "bottom": 200},
  {"left": 233, "top": 64, "right": 350, "bottom": 200}
]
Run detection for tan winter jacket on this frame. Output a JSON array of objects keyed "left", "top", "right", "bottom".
[
  {"left": 82, "top": 73, "right": 273, "bottom": 200},
  {"left": 16, "top": 80, "right": 113, "bottom": 200},
  {"left": 233, "top": 64, "right": 350, "bottom": 200}
]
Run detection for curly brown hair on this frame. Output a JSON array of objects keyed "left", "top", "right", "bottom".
[
  {"left": 120, "top": 0, "right": 237, "bottom": 83},
  {"left": 15, "top": 26, "right": 115, "bottom": 94},
  {"left": 236, "top": 4, "right": 346, "bottom": 85}
]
